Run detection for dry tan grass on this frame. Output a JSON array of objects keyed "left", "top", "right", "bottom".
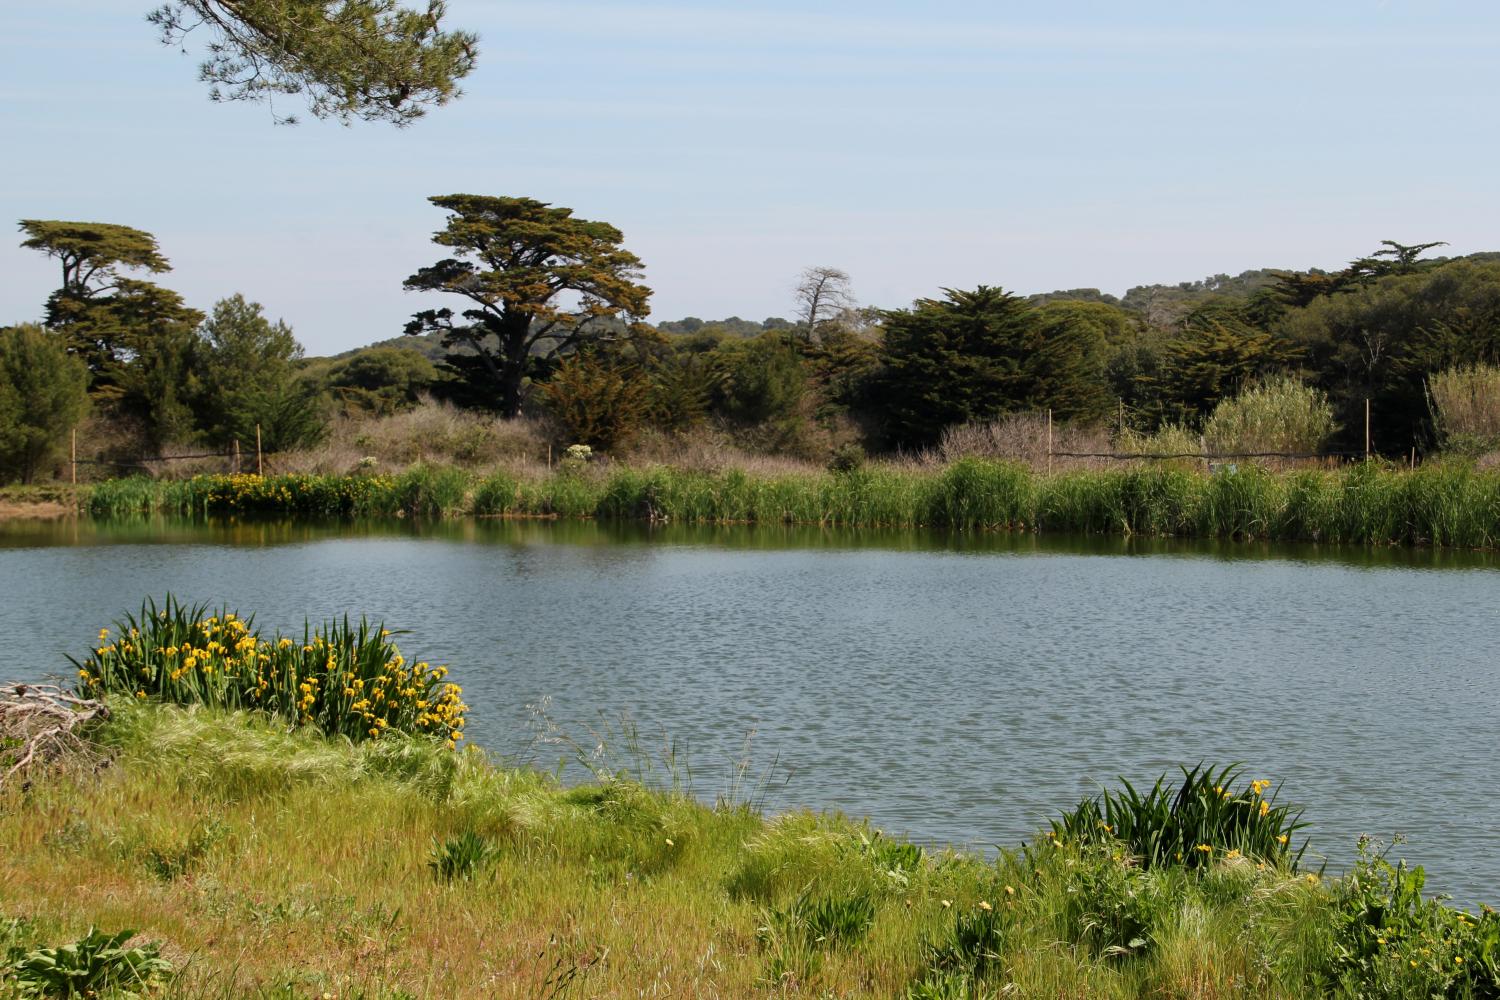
[
  {"left": 939, "top": 413, "right": 1117, "bottom": 472},
  {"left": 622, "top": 424, "right": 830, "bottom": 476},
  {"left": 1430, "top": 365, "right": 1500, "bottom": 455},
  {"left": 270, "top": 399, "right": 554, "bottom": 478}
]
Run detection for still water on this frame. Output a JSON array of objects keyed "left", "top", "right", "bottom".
[{"left": 3, "top": 517, "right": 1498, "bottom": 904}]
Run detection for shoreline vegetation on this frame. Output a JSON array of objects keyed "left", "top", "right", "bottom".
[
  {"left": 64, "top": 459, "right": 1500, "bottom": 549},
  {"left": 2, "top": 598, "right": 1498, "bottom": 997}
]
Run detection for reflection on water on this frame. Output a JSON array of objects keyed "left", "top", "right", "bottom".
[
  {"left": 8, "top": 513, "right": 1500, "bottom": 570},
  {"left": 3, "top": 514, "right": 1498, "bottom": 905}
]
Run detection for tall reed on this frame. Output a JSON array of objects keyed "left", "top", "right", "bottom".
[{"left": 77, "top": 461, "right": 1500, "bottom": 549}]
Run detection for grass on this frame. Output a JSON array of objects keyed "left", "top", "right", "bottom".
[
  {"left": 4, "top": 700, "right": 1499, "bottom": 998},
  {"left": 77, "top": 459, "right": 1500, "bottom": 549}
]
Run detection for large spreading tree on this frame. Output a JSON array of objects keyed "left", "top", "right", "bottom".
[
  {"left": 148, "top": 0, "right": 478, "bottom": 125},
  {"left": 403, "top": 195, "right": 653, "bottom": 417},
  {"left": 19, "top": 220, "right": 170, "bottom": 357}
]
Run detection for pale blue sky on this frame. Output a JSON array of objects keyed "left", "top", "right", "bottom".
[{"left": 3, "top": 1, "right": 1498, "bottom": 354}]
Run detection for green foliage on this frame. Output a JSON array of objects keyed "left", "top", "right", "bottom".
[
  {"left": 4, "top": 926, "right": 173, "bottom": 997},
  {"left": 1324, "top": 837, "right": 1500, "bottom": 998},
  {"left": 707, "top": 333, "right": 806, "bottom": 426},
  {"left": 1145, "top": 300, "right": 1301, "bottom": 424},
  {"left": 1057, "top": 849, "right": 1164, "bottom": 958},
  {"left": 17, "top": 220, "right": 169, "bottom": 299},
  {"left": 1202, "top": 376, "right": 1337, "bottom": 455},
  {"left": 470, "top": 471, "right": 518, "bottom": 515},
  {"left": 87, "top": 473, "right": 401, "bottom": 517},
  {"left": 878, "top": 286, "right": 1112, "bottom": 448},
  {"left": 74, "top": 595, "right": 468, "bottom": 745},
  {"left": 147, "top": 0, "right": 479, "bottom": 125},
  {"left": 539, "top": 353, "right": 651, "bottom": 451},
  {"left": 765, "top": 890, "right": 877, "bottom": 950},
  {"left": 1281, "top": 258, "right": 1500, "bottom": 452},
  {"left": 404, "top": 195, "right": 653, "bottom": 417},
  {"left": 195, "top": 294, "right": 326, "bottom": 452},
  {"left": 427, "top": 831, "right": 496, "bottom": 882},
  {"left": 1048, "top": 764, "right": 1308, "bottom": 872},
  {"left": 0, "top": 324, "right": 89, "bottom": 484},
  {"left": 757, "top": 889, "right": 877, "bottom": 987},
  {"left": 327, "top": 348, "right": 438, "bottom": 415},
  {"left": 77, "top": 280, "right": 206, "bottom": 450}
]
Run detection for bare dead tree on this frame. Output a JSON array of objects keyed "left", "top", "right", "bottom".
[{"left": 793, "top": 266, "right": 855, "bottom": 344}]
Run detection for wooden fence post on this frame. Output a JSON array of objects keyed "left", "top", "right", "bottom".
[
  {"left": 233, "top": 438, "right": 240, "bottom": 474},
  {"left": 1046, "top": 409, "right": 1053, "bottom": 476},
  {"left": 70, "top": 428, "right": 77, "bottom": 486},
  {"left": 1364, "top": 398, "right": 1371, "bottom": 458},
  {"left": 256, "top": 424, "right": 263, "bottom": 476}
]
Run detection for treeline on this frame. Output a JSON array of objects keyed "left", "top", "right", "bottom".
[{"left": 5, "top": 206, "right": 1500, "bottom": 485}]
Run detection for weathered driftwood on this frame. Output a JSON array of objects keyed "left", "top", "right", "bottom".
[{"left": 1, "top": 682, "right": 110, "bottom": 788}]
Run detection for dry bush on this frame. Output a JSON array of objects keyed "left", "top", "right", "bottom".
[
  {"left": 1429, "top": 364, "right": 1500, "bottom": 456},
  {"left": 939, "top": 413, "right": 1114, "bottom": 471}
]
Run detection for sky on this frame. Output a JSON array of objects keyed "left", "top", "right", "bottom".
[{"left": 3, "top": 1, "right": 1499, "bottom": 355}]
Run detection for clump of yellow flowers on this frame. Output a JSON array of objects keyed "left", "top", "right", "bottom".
[{"left": 75, "top": 595, "right": 467, "bottom": 747}]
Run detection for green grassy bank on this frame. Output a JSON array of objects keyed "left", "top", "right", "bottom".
[
  {"left": 83, "top": 459, "right": 1500, "bottom": 548},
  {"left": 6, "top": 703, "right": 1499, "bottom": 998}
]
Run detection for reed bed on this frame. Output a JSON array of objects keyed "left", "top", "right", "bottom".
[{"left": 80, "top": 459, "right": 1500, "bottom": 548}]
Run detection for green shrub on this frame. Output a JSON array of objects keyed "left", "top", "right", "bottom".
[{"left": 74, "top": 595, "right": 467, "bottom": 746}]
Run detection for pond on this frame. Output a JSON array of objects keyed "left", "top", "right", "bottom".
[{"left": 3, "top": 516, "right": 1498, "bottom": 905}]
